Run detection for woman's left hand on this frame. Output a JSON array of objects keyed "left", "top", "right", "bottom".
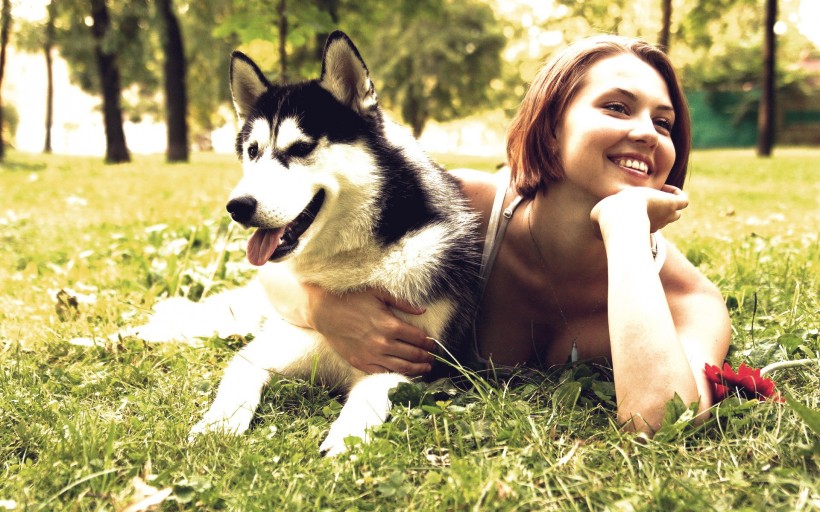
[{"left": 591, "top": 185, "right": 689, "bottom": 235}]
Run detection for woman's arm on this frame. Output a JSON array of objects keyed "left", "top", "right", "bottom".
[
  {"left": 303, "top": 284, "right": 435, "bottom": 375},
  {"left": 592, "top": 187, "right": 730, "bottom": 433},
  {"left": 257, "top": 264, "right": 435, "bottom": 376},
  {"left": 659, "top": 248, "right": 733, "bottom": 415}
]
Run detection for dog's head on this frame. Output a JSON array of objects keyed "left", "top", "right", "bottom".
[{"left": 226, "top": 31, "right": 382, "bottom": 265}]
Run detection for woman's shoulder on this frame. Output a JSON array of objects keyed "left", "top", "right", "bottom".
[
  {"left": 659, "top": 239, "right": 732, "bottom": 359},
  {"left": 449, "top": 167, "right": 510, "bottom": 215},
  {"left": 660, "top": 241, "right": 723, "bottom": 299}
]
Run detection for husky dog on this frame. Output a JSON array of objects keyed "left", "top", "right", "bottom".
[{"left": 172, "top": 31, "right": 481, "bottom": 455}]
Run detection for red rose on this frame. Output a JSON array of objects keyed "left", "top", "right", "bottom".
[{"left": 704, "top": 362, "right": 784, "bottom": 403}]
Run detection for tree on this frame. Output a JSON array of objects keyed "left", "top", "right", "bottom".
[
  {"left": 12, "top": 1, "right": 57, "bottom": 154},
  {"left": 89, "top": 0, "right": 130, "bottom": 163},
  {"left": 44, "top": 0, "right": 56, "bottom": 153},
  {"left": 158, "top": 0, "right": 189, "bottom": 162},
  {"left": 213, "top": 0, "right": 336, "bottom": 83},
  {"left": 658, "top": 0, "right": 672, "bottom": 51},
  {"left": 362, "top": 0, "right": 505, "bottom": 136},
  {"left": 52, "top": 0, "right": 158, "bottom": 162},
  {"left": 178, "top": 1, "right": 236, "bottom": 150},
  {"left": 0, "top": 0, "right": 11, "bottom": 160},
  {"left": 757, "top": 0, "right": 776, "bottom": 157},
  {"left": 215, "top": 0, "right": 505, "bottom": 136}
]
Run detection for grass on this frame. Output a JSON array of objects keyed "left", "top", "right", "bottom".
[{"left": 0, "top": 148, "right": 818, "bottom": 510}]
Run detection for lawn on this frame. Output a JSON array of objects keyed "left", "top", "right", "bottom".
[{"left": 0, "top": 148, "right": 818, "bottom": 510}]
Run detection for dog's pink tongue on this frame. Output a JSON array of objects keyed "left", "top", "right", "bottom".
[{"left": 247, "top": 227, "right": 286, "bottom": 266}]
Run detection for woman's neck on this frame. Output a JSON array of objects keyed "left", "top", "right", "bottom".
[{"left": 522, "top": 183, "right": 608, "bottom": 278}]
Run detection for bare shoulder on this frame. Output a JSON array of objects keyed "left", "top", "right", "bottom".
[
  {"left": 660, "top": 243, "right": 721, "bottom": 297},
  {"left": 449, "top": 167, "right": 507, "bottom": 220},
  {"left": 661, "top": 242, "right": 732, "bottom": 360}
]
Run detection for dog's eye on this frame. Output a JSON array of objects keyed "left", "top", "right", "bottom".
[
  {"left": 247, "top": 142, "right": 259, "bottom": 160},
  {"left": 288, "top": 141, "right": 317, "bottom": 159}
]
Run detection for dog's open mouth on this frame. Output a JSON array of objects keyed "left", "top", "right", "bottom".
[{"left": 246, "top": 190, "right": 326, "bottom": 265}]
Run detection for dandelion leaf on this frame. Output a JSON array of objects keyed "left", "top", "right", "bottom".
[{"left": 786, "top": 392, "right": 820, "bottom": 437}]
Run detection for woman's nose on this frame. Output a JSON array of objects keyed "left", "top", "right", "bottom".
[{"left": 628, "top": 113, "right": 659, "bottom": 147}]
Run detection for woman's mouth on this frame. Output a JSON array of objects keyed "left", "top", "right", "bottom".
[{"left": 611, "top": 157, "right": 652, "bottom": 175}]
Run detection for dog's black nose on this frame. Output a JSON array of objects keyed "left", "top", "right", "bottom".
[{"left": 226, "top": 196, "right": 257, "bottom": 224}]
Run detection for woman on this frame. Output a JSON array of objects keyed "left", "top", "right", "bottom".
[{"left": 277, "top": 35, "right": 731, "bottom": 434}]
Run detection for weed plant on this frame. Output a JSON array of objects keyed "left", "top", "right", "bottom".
[{"left": 0, "top": 149, "right": 817, "bottom": 510}]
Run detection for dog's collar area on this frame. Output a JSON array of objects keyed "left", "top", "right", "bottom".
[{"left": 270, "top": 189, "right": 326, "bottom": 261}]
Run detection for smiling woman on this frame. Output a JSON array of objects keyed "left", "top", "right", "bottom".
[{"left": 294, "top": 34, "right": 731, "bottom": 436}]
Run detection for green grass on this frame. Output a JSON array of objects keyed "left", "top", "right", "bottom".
[{"left": 1, "top": 148, "right": 818, "bottom": 510}]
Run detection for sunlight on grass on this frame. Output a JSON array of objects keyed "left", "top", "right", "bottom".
[{"left": 1, "top": 148, "right": 818, "bottom": 510}]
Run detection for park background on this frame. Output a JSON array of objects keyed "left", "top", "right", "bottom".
[
  {"left": 0, "top": 0, "right": 819, "bottom": 161},
  {"left": 0, "top": 0, "right": 818, "bottom": 510}
]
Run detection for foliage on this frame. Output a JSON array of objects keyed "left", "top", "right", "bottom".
[
  {"left": 180, "top": 1, "right": 239, "bottom": 139},
  {"left": 215, "top": 0, "right": 504, "bottom": 137},
  {"left": 212, "top": 0, "right": 338, "bottom": 81},
  {"left": 52, "top": 0, "right": 159, "bottom": 119},
  {"left": 8, "top": 0, "right": 820, "bottom": 149},
  {"left": 361, "top": 0, "right": 505, "bottom": 136},
  {"left": 560, "top": 0, "right": 633, "bottom": 35},
  {"left": 0, "top": 149, "right": 818, "bottom": 509},
  {"left": 674, "top": 0, "right": 815, "bottom": 91}
]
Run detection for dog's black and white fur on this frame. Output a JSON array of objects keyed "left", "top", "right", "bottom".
[{"left": 134, "top": 31, "right": 480, "bottom": 455}]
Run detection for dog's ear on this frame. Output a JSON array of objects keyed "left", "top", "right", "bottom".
[
  {"left": 319, "top": 31, "right": 378, "bottom": 117},
  {"left": 230, "top": 51, "right": 271, "bottom": 121}
]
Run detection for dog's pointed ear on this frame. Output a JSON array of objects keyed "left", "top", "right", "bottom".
[
  {"left": 230, "top": 51, "right": 271, "bottom": 121},
  {"left": 319, "top": 31, "right": 378, "bottom": 117}
]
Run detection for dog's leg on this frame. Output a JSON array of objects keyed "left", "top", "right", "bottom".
[
  {"left": 319, "top": 372, "right": 410, "bottom": 456},
  {"left": 129, "top": 280, "right": 274, "bottom": 344},
  {"left": 189, "top": 317, "right": 322, "bottom": 438}
]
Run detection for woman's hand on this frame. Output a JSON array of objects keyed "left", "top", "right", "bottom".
[
  {"left": 303, "top": 284, "right": 435, "bottom": 376},
  {"left": 591, "top": 185, "right": 689, "bottom": 236}
]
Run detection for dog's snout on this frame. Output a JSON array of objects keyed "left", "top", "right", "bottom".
[{"left": 226, "top": 196, "right": 257, "bottom": 224}]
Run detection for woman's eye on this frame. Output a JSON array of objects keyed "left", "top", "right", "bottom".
[
  {"left": 604, "top": 102, "right": 629, "bottom": 115},
  {"left": 654, "top": 118, "right": 673, "bottom": 133},
  {"left": 248, "top": 142, "right": 259, "bottom": 159}
]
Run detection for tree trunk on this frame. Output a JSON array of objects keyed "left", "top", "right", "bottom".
[
  {"left": 658, "top": 0, "right": 672, "bottom": 52},
  {"left": 756, "top": 0, "right": 776, "bottom": 157},
  {"left": 89, "top": 0, "right": 130, "bottom": 163},
  {"left": 278, "top": 0, "right": 288, "bottom": 82},
  {"left": 0, "top": 0, "right": 12, "bottom": 161},
  {"left": 44, "top": 0, "right": 55, "bottom": 154},
  {"left": 158, "top": 0, "right": 189, "bottom": 162}
]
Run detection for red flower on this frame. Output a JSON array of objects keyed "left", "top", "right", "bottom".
[{"left": 704, "top": 363, "right": 784, "bottom": 403}]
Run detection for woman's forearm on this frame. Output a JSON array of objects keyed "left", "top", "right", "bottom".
[
  {"left": 601, "top": 217, "right": 699, "bottom": 433},
  {"left": 257, "top": 266, "right": 434, "bottom": 375}
]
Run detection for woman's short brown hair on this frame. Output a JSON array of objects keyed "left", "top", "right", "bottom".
[{"left": 506, "top": 35, "right": 691, "bottom": 198}]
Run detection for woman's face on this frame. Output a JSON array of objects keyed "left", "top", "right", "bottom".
[{"left": 555, "top": 53, "right": 677, "bottom": 199}]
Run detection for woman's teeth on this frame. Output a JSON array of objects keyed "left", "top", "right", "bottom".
[{"left": 614, "top": 158, "right": 649, "bottom": 174}]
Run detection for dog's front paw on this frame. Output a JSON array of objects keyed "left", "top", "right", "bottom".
[
  {"left": 188, "top": 405, "right": 255, "bottom": 441},
  {"left": 319, "top": 418, "right": 370, "bottom": 456}
]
